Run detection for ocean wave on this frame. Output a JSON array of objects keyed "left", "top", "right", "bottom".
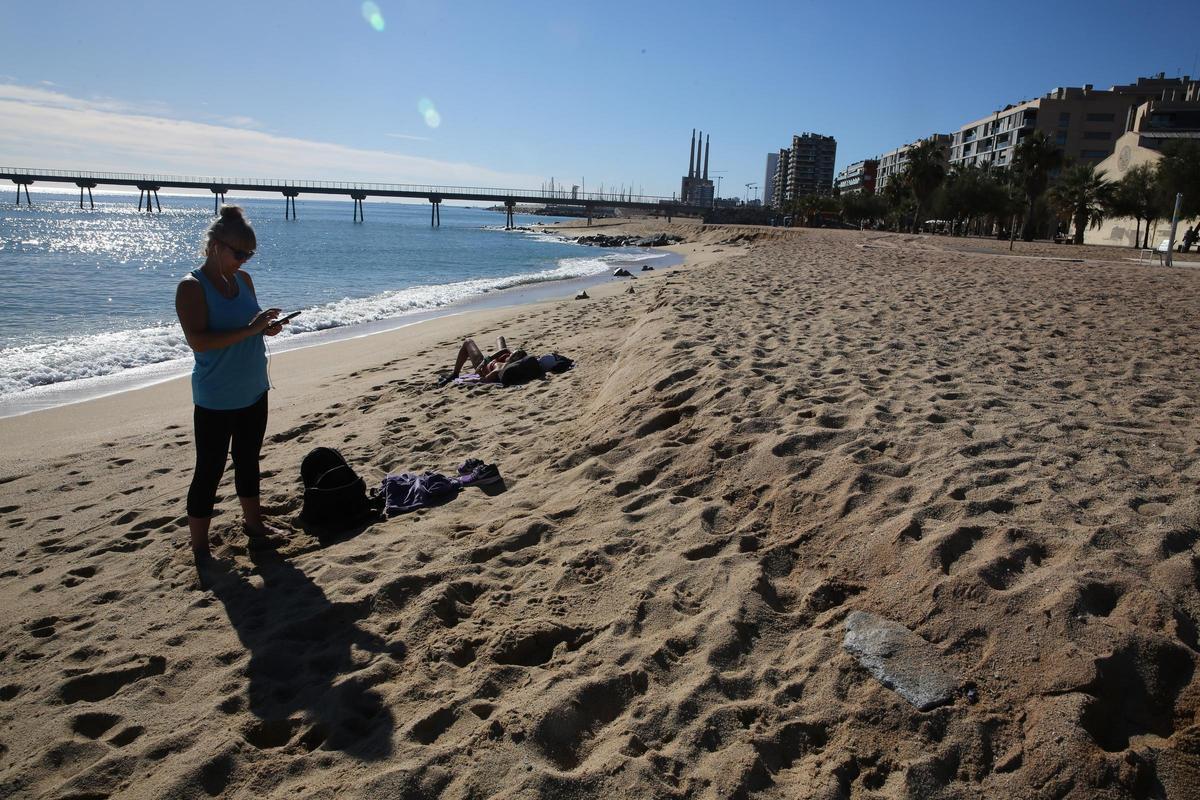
[
  {"left": 480, "top": 225, "right": 572, "bottom": 245},
  {"left": 0, "top": 251, "right": 637, "bottom": 398}
]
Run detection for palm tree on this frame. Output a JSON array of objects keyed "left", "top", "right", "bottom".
[
  {"left": 1048, "top": 164, "right": 1111, "bottom": 245},
  {"left": 1012, "top": 130, "right": 1064, "bottom": 241},
  {"left": 1110, "top": 163, "right": 1165, "bottom": 249},
  {"left": 841, "top": 190, "right": 887, "bottom": 227},
  {"left": 1156, "top": 139, "right": 1200, "bottom": 220},
  {"left": 880, "top": 171, "right": 913, "bottom": 231},
  {"left": 905, "top": 138, "right": 947, "bottom": 233}
]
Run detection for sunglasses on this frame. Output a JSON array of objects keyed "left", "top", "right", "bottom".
[{"left": 223, "top": 241, "right": 255, "bottom": 261}]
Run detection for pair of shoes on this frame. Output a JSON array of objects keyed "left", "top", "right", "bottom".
[
  {"left": 458, "top": 462, "right": 501, "bottom": 487},
  {"left": 457, "top": 458, "right": 485, "bottom": 476}
]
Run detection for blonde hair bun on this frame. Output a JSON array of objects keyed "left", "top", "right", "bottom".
[{"left": 205, "top": 204, "right": 257, "bottom": 253}]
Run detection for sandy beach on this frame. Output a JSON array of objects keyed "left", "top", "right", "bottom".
[{"left": 2, "top": 225, "right": 1199, "bottom": 798}]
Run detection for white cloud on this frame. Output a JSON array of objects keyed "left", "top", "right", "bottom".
[
  {"left": 211, "top": 114, "right": 264, "bottom": 130},
  {"left": 385, "top": 132, "right": 432, "bottom": 142},
  {"left": 0, "top": 82, "right": 543, "bottom": 189}
]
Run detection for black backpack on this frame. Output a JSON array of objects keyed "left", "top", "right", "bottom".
[
  {"left": 299, "top": 447, "right": 380, "bottom": 531},
  {"left": 499, "top": 354, "right": 546, "bottom": 386}
]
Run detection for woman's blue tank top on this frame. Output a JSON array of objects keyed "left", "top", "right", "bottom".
[{"left": 190, "top": 268, "right": 269, "bottom": 410}]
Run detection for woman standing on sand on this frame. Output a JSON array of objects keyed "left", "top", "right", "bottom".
[{"left": 175, "top": 206, "right": 287, "bottom": 562}]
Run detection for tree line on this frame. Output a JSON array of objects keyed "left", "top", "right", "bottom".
[{"left": 787, "top": 135, "right": 1200, "bottom": 246}]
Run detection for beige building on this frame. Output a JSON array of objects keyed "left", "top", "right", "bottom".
[
  {"left": 950, "top": 73, "right": 1197, "bottom": 172},
  {"left": 876, "top": 134, "right": 951, "bottom": 191},
  {"left": 1085, "top": 89, "right": 1200, "bottom": 248}
]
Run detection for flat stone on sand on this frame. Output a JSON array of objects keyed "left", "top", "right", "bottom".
[{"left": 843, "top": 610, "right": 958, "bottom": 711}]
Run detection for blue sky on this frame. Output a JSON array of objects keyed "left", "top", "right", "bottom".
[{"left": 3, "top": 0, "right": 1199, "bottom": 200}]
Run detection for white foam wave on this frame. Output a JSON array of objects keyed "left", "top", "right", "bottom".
[
  {"left": 480, "top": 224, "right": 571, "bottom": 245},
  {"left": 0, "top": 324, "right": 190, "bottom": 397},
  {"left": 0, "top": 252, "right": 634, "bottom": 398}
]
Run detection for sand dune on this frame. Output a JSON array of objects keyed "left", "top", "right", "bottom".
[{"left": 1, "top": 227, "right": 1198, "bottom": 798}]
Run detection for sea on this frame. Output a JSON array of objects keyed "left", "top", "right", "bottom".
[{"left": 0, "top": 191, "right": 676, "bottom": 417}]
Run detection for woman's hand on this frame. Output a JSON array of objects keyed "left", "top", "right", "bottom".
[{"left": 250, "top": 308, "right": 281, "bottom": 334}]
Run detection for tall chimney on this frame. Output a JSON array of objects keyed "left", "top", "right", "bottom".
[
  {"left": 703, "top": 134, "right": 710, "bottom": 180},
  {"left": 688, "top": 129, "right": 696, "bottom": 179}
]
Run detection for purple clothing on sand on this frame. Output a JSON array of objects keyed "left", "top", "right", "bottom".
[{"left": 381, "top": 472, "right": 460, "bottom": 516}]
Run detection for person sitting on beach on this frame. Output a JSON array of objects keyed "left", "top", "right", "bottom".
[
  {"left": 175, "top": 206, "right": 291, "bottom": 565},
  {"left": 438, "top": 336, "right": 512, "bottom": 386}
]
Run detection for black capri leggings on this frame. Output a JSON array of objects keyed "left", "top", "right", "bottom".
[{"left": 186, "top": 392, "right": 268, "bottom": 518}]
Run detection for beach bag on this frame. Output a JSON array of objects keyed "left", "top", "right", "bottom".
[
  {"left": 499, "top": 354, "right": 546, "bottom": 386},
  {"left": 538, "top": 352, "right": 574, "bottom": 373},
  {"left": 299, "top": 447, "right": 378, "bottom": 530}
]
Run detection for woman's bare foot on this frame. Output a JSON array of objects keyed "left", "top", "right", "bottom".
[{"left": 245, "top": 520, "right": 283, "bottom": 535}]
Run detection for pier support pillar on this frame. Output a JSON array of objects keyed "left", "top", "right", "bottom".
[
  {"left": 504, "top": 200, "right": 516, "bottom": 230},
  {"left": 351, "top": 192, "right": 366, "bottom": 222},
  {"left": 136, "top": 184, "right": 161, "bottom": 213},
  {"left": 76, "top": 180, "right": 96, "bottom": 209},
  {"left": 211, "top": 186, "right": 228, "bottom": 215},
  {"left": 430, "top": 197, "right": 441, "bottom": 227},
  {"left": 283, "top": 190, "right": 298, "bottom": 220},
  {"left": 12, "top": 179, "right": 32, "bottom": 205}
]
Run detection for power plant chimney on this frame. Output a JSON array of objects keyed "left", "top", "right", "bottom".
[
  {"left": 703, "top": 134, "right": 710, "bottom": 181},
  {"left": 688, "top": 129, "right": 696, "bottom": 179}
]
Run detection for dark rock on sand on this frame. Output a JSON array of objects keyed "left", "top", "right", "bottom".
[
  {"left": 572, "top": 233, "right": 683, "bottom": 248},
  {"left": 634, "top": 234, "right": 683, "bottom": 247},
  {"left": 843, "top": 610, "right": 958, "bottom": 711},
  {"left": 613, "top": 269, "right": 635, "bottom": 278}
]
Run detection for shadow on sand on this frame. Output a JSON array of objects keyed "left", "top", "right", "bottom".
[{"left": 204, "top": 541, "right": 401, "bottom": 760}]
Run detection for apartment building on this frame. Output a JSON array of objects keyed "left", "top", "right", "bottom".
[
  {"left": 949, "top": 73, "right": 1198, "bottom": 171},
  {"left": 771, "top": 133, "right": 837, "bottom": 205},
  {"left": 763, "top": 152, "right": 779, "bottom": 207},
  {"left": 770, "top": 149, "right": 790, "bottom": 207},
  {"left": 875, "top": 135, "right": 951, "bottom": 192},
  {"left": 834, "top": 158, "right": 879, "bottom": 195}
]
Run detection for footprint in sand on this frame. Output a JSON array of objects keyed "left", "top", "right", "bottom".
[{"left": 58, "top": 656, "right": 166, "bottom": 704}]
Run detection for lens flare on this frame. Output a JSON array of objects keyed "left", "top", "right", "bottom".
[
  {"left": 361, "top": 2, "right": 385, "bottom": 31},
  {"left": 418, "top": 98, "right": 441, "bottom": 128}
]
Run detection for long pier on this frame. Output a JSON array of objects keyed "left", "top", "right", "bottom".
[{"left": 1, "top": 168, "right": 702, "bottom": 227}]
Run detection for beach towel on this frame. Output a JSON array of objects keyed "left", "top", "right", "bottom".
[{"left": 381, "top": 472, "right": 460, "bottom": 516}]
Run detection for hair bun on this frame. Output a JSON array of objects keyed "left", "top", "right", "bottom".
[{"left": 218, "top": 205, "right": 245, "bottom": 220}]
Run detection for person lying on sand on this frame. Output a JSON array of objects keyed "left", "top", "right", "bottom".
[{"left": 438, "top": 336, "right": 512, "bottom": 386}]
